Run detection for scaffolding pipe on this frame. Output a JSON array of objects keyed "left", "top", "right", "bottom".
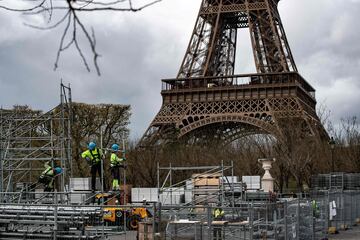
[{"left": 0, "top": 83, "right": 72, "bottom": 196}]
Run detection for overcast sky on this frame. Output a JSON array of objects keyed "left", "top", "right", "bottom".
[{"left": 1, "top": 0, "right": 359, "bottom": 139}]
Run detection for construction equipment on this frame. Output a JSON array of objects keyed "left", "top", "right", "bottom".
[
  {"left": 103, "top": 206, "right": 151, "bottom": 230},
  {"left": 95, "top": 192, "right": 152, "bottom": 230}
]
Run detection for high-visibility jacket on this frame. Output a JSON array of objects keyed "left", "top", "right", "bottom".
[
  {"left": 81, "top": 148, "right": 103, "bottom": 165},
  {"left": 312, "top": 200, "right": 320, "bottom": 217},
  {"left": 213, "top": 208, "right": 225, "bottom": 220},
  {"left": 39, "top": 162, "right": 55, "bottom": 186},
  {"left": 41, "top": 166, "right": 54, "bottom": 177},
  {"left": 110, "top": 153, "right": 125, "bottom": 168},
  {"left": 40, "top": 162, "right": 54, "bottom": 177}
]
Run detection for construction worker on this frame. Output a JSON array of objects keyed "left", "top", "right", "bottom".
[
  {"left": 312, "top": 199, "right": 320, "bottom": 218},
  {"left": 81, "top": 142, "right": 104, "bottom": 192},
  {"left": 212, "top": 204, "right": 225, "bottom": 240},
  {"left": 38, "top": 162, "right": 62, "bottom": 192},
  {"left": 110, "top": 143, "right": 126, "bottom": 191},
  {"left": 213, "top": 205, "right": 225, "bottom": 220}
]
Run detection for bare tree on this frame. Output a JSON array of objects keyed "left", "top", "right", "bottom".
[
  {"left": 0, "top": 0, "right": 162, "bottom": 75},
  {"left": 330, "top": 117, "right": 360, "bottom": 172}
]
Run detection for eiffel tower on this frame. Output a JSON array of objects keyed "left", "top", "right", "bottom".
[{"left": 139, "top": 0, "right": 326, "bottom": 146}]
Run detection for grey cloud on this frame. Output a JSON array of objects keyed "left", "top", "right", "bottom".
[
  {"left": 279, "top": 0, "right": 360, "bottom": 122},
  {"left": 0, "top": 0, "right": 359, "bottom": 139}
]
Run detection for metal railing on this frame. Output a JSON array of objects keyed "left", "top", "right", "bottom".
[
  {"left": 1, "top": 189, "right": 360, "bottom": 239},
  {"left": 158, "top": 200, "right": 327, "bottom": 240},
  {"left": 156, "top": 189, "right": 360, "bottom": 240}
]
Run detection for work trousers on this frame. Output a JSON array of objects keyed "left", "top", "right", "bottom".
[
  {"left": 90, "top": 163, "right": 103, "bottom": 192},
  {"left": 39, "top": 175, "right": 54, "bottom": 192},
  {"left": 213, "top": 216, "right": 224, "bottom": 240},
  {"left": 111, "top": 166, "right": 120, "bottom": 180},
  {"left": 213, "top": 227, "right": 223, "bottom": 240},
  {"left": 111, "top": 166, "right": 120, "bottom": 190}
]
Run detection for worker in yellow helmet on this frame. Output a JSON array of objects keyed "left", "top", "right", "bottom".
[
  {"left": 110, "top": 144, "right": 126, "bottom": 191},
  {"left": 81, "top": 142, "right": 104, "bottom": 192}
]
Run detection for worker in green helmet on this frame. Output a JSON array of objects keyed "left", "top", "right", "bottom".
[
  {"left": 81, "top": 141, "right": 104, "bottom": 192},
  {"left": 110, "top": 143, "right": 126, "bottom": 191}
]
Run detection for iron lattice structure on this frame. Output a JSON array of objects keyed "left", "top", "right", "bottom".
[
  {"left": 140, "top": 0, "right": 326, "bottom": 146},
  {"left": 0, "top": 83, "right": 72, "bottom": 196}
]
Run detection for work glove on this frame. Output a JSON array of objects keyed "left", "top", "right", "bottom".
[{"left": 85, "top": 157, "right": 92, "bottom": 165}]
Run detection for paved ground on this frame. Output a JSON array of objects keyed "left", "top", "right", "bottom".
[
  {"left": 329, "top": 225, "right": 360, "bottom": 240},
  {"left": 108, "top": 231, "right": 137, "bottom": 240},
  {"left": 107, "top": 228, "right": 360, "bottom": 240}
]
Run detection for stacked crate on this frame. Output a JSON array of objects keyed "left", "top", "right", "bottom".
[
  {"left": 69, "top": 178, "right": 92, "bottom": 204},
  {"left": 192, "top": 173, "right": 220, "bottom": 205}
]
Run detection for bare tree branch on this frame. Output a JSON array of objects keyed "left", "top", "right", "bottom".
[{"left": 0, "top": 0, "right": 163, "bottom": 75}]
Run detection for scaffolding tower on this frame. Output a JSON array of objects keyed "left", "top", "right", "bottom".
[{"left": 0, "top": 83, "right": 72, "bottom": 200}]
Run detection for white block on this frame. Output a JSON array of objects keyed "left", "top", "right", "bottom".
[
  {"left": 242, "top": 176, "right": 261, "bottom": 190},
  {"left": 70, "top": 191, "right": 91, "bottom": 204},
  {"left": 184, "top": 190, "right": 192, "bottom": 203},
  {"left": 70, "top": 178, "right": 91, "bottom": 191},
  {"left": 131, "top": 188, "right": 158, "bottom": 202},
  {"left": 160, "top": 193, "right": 182, "bottom": 205},
  {"left": 162, "top": 187, "right": 184, "bottom": 195}
]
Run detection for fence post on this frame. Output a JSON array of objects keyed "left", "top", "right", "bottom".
[
  {"left": 312, "top": 199, "right": 315, "bottom": 240},
  {"left": 323, "top": 196, "right": 327, "bottom": 239},
  {"left": 341, "top": 190, "right": 345, "bottom": 229},
  {"left": 350, "top": 191, "right": 355, "bottom": 227},
  {"left": 153, "top": 202, "right": 156, "bottom": 240},
  {"left": 284, "top": 201, "right": 287, "bottom": 240},
  {"left": 250, "top": 202, "right": 253, "bottom": 240},
  {"left": 207, "top": 205, "right": 212, "bottom": 240},
  {"left": 266, "top": 203, "right": 269, "bottom": 234},
  {"left": 327, "top": 191, "right": 331, "bottom": 231},
  {"left": 274, "top": 203, "right": 278, "bottom": 240},
  {"left": 355, "top": 192, "right": 360, "bottom": 224},
  {"left": 53, "top": 192, "right": 58, "bottom": 240},
  {"left": 296, "top": 199, "right": 300, "bottom": 240}
]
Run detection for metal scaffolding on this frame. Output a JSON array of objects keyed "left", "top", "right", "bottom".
[
  {"left": 0, "top": 83, "right": 72, "bottom": 200},
  {"left": 157, "top": 161, "right": 239, "bottom": 207}
]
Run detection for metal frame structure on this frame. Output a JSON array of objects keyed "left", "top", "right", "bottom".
[
  {"left": 157, "top": 162, "right": 239, "bottom": 207},
  {"left": 0, "top": 193, "right": 154, "bottom": 240},
  {"left": 0, "top": 83, "right": 72, "bottom": 199},
  {"left": 139, "top": 0, "right": 327, "bottom": 147}
]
